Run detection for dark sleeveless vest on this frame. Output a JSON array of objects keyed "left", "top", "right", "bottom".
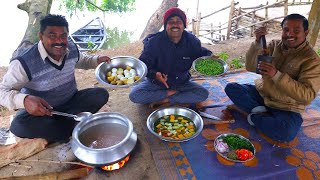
[{"left": 15, "top": 41, "right": 80, "bottom": 107}]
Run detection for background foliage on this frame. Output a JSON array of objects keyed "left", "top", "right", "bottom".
[{"left": 60, "top": 0, "right": 135, "bottom": 17}]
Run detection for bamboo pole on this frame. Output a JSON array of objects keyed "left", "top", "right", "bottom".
[
  {"left": 226, "top": 0, "right": 235, "bottom": 40},
  {"left": 196, "top": 13, "right": 201, "bottom": 37},
  {"left": 265, "top": 1, "right": 269, "bottom": 20},
  {"left": 210, "top": 23, "right": 213, "bottom": 39},
  {"left": 229, "top": 0, "right": 286, "bottom": 22},
  {"left": 196, "top": 0, "right": 200, "bottom": 21},
  {"left": 201, "top": 11, "right": 282, "bottom": 36},
  {"left": 192, "top": 19, "right": 196, "bottom": 34},
  {"left": 200, "top": 2, "right": 239, "bottom": 20},
  {"left": 242, "top": 0, "right": 311, "bottom": 10},
  {"left": 200, "top": 0, "right": 297, "bottom": 36},
  {"left": 199, "top": 32, "right": 225, "bottom": 38},
  {"left": 219, "top": 22, "right": 222, "bottom": 41},
  {"left": 235, "top": 7, "right": 242, "bottom": 30},
  {"left": 251, "top": 11, "right": 256, "bottom": 37},
  {"left": 284, "top": 0, "right": 288, "bottom": 15},
  {"left": 232, "top": 15, "right": 286, "bottom": 33},
  {"left": 307, "top": 0, "right": 320, "bottom": 47}
]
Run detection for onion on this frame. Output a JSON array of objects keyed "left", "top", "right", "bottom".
[{"left": 216, "top": 139, "right": 229, "bottom": 153}]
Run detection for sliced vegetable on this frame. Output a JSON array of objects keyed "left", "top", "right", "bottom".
[
  {"left": 216, "top": 139, "right": 229, "bottom": 153},
  {"left": 235, "top": 149, "right": 253, "bottom": 161},
  {"left": 222, "top": 135, "right": 254, "bottom": 152},
  {"left": 154, "top": 114, "right": 196, "bottom": 139},
  {"left": 226, "top": 151, "right": 238, "bottom": 160}
]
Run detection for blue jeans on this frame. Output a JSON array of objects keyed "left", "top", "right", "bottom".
[
  {"left": 129, "top": 80, "right": 209, "bottom": 105},
  {"left": 225, "top": 83, "right": 303, "bottom": 142}
]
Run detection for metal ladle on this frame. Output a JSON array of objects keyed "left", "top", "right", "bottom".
[{"left": 52, "top": 111, "right": 93, "bottom": 121}]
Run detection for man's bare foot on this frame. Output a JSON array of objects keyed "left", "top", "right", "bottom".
[
  {"left": 167, "top": 89, "right": 177, "bottom": 97},
  {"left": 149, "top": 102, "right": 170, "bottom": 109},
  {"left": 226, "top": 104, "right": 248, "bottom": 117},
  {"left": 221, "top": 108, "right": 234, "bottom": 121},
  {"left": 149, "top": 98, "right": 170, "bottom": 109}
]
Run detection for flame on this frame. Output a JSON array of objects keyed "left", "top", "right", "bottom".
[{"left": 101, "top": 155, "right": 130, "bottom": 171}]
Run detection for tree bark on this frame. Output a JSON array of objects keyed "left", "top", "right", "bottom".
[
  {"left": 12, "top": 0, "right": 52, "bottom": 59},
  {"left": 139, "top": 0, "right": 178, "bottom": 40},
  {"left": 307, "top": 0, "right": 320, "bottom": 47}
]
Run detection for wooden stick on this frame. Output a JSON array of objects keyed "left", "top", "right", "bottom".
[
  {"left": 201, "top": 2, "right": 239, "bottom": 20},
  {"left": 226, "top": 0, "right": 235, "bottom": 40},
  {"left": 230, "top": 1, "right": 286, "bottom": 22},
  {"left": 14, "top": 159, "right": 94, "bottom": 168},
  {"left": 1, "top": 159, "right": 95, "bottom": 169},
  {"left": 0, "top": 167, "right": 89, "bottom": 180},
  {"left": 231, "top": 15, "right": 286, "bottom": 33},
  {"left": 9, "top": 163, "right": 32, "bottom": 169}
]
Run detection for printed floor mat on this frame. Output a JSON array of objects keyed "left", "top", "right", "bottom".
[{"left": 143, "top": 71, "right": 320, "bottom": 180}]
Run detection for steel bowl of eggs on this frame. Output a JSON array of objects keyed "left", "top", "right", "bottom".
[{"left": 95, "top": 56, "right": 148, "bottom": 88}]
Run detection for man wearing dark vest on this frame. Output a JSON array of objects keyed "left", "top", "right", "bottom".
[{"left": 0, "top": 14, "right": 110, "bottom": 142}]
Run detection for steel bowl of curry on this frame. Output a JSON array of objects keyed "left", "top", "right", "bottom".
[{"left": 147, "top": 107, "right": 204, "bottom": 142}]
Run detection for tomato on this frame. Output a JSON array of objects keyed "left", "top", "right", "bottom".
[{"left": 235, "top": 149, "right": 253, "bottom": 161}]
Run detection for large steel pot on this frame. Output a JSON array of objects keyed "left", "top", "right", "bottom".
[{"left": 71, "top": 112, "right": 137, "bottom": 166}]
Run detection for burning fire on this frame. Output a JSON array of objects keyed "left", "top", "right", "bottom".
[{"left": 101, "top": 155, "right": 130, "bottom": 171}]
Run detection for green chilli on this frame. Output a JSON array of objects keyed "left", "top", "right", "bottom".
[{"left": 195, "top": 59, "right": 224, "bottom": 76}]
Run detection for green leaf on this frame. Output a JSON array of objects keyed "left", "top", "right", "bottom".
[
  {"left": 60, "top": 0, "right": 136, "bottom": 17},
  {"left": 230, "top": 58, "right": 243, "bottom": 69},
  {"left": 317, "top": 48, "right": 320, "bottom": 57},
  {"left": 218, "top": 51, "right": 229, "bottom": 61}
]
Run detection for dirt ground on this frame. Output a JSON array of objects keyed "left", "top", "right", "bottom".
[{"left": 0, "top": 33, "right": 319, "bottom": 179}]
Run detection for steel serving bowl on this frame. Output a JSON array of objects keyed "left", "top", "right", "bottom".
[
  {"left": 146, "top": 107, "right": 204, "bottom": 142},
  {"left": 192, "top": 56, "right": 229, "bottom": 76},
  {"left": 72, "top": 112, "right": 137, "bottom": 166},
  {"left": 214, "top": 133, "right": 256, "bottom": 163},
  {"left": 95, "top": 56, "right": 147, "bottom": 88}
]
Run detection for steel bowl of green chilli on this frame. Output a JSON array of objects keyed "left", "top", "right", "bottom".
[{"left": 192, "top": 56, "right": 229, "bottom": 76}]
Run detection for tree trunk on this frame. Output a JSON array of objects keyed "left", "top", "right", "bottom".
[
  {"left": 139, "top": 0, "right": 178, "bottom": 40},
  {"left": 12, "top": 0, "right": 52, "bottom": 59},
  {"left": 307, "top": 0, "right": 320, "bottom": 47}
]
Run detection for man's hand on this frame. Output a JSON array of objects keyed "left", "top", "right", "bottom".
[
  {"left": 254, "top": 26, "right": 267, "bottom": 43},
  {"left": 155, "top": 72, "right": 169, "bottom": 89},
  {"left": 97, "top": 55, "right": 111, "bottom": 64},
  {"left": 24, "top": 95, "right": 52, "bottom": 116},
  {"left": 258, "top": 61, "right": 277, "bottom": 77}
]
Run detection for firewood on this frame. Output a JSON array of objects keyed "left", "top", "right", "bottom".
[
  {"left": 0, "top": 167, "right": 89, "bottom": 180},
  {"left": 6, "top": 159, "right": 94, "bottom": 169},
  {"left": 8, "top": 162, "right": 32, "bottom": 169}
]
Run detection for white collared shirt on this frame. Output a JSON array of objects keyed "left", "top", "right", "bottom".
[{"left": 0, "top": 41, "right": 99, "bottom": 110}]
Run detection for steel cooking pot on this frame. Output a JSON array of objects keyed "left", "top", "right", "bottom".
[{"left": 71, "top": 112, "right": 137, "bottom": 166}]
